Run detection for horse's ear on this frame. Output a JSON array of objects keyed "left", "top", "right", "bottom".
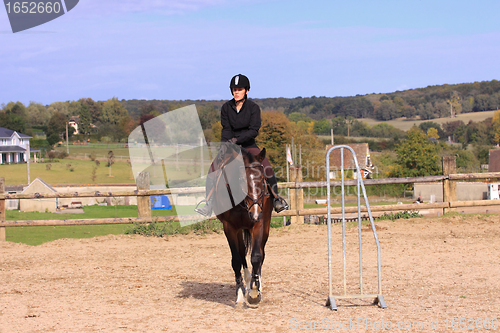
[{"left": 256, "top": 148, "right": 266, "bottom": 162}]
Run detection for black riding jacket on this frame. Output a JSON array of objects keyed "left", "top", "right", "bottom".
[{"left": 220, "top": 98, "right": 261, "bottom": 149}]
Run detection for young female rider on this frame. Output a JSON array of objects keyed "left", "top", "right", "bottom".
[{"left": 195, "top": 74, "right": 288, "bottom": 216}]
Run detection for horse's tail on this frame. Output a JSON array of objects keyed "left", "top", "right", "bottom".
[{"left": 243, "top": 229, "right": 252, "bottom": 256}]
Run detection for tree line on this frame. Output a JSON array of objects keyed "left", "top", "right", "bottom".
[{"left": 2, "top": 79, "right": 500, "bottom": 174}]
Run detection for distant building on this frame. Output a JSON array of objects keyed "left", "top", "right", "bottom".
[
  {"left": 20, "top": 178, "right": 58, "bottom": 212},
  {"left": 0, "top": 127, "right": 32, "bottom": 164},
  {"left": 489, "top": 149, "right": 500, "bottom": 172},
  {"left": 69, "top": 115, "right": 80, "bottom": 135},
  {"left": 327, "top": 143, "right": 374, "bottom": 179},
  {"left": 5, "top": 184, "right": 23, "bottom": 210}
]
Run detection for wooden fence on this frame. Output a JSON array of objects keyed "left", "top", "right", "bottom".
[{"left": 2, "top": 157, "right": 500, "bottom": 241}]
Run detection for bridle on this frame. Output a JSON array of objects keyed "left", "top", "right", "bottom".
[{"left": 238, "top": 162, "right": 269, "bottom": 215}]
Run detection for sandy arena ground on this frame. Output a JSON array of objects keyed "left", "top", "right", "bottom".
[{"left": 1, "top": 214, "right": 499, "bottom": 332}]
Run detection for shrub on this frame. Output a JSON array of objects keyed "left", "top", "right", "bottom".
[
  {"left": 377, "top": 210, "right": 422, "bottom": 221},
  {"left": 125, "top": 219, "right": 223, "bottom": 237}
]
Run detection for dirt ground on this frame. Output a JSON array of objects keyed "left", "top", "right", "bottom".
[{"left": 1, "top": 214, "right": 500, "bottom": 333}]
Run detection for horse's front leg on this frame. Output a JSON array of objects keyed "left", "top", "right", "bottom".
[
  {"left": 247, "top": 227, "right": 265, "bottom": 305},
  {"left": 223, "top": 223, "right": 246, "bottom": 306}
]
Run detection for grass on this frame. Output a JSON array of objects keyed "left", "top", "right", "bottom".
[
  {"left": 5, "top": 204, "right": 286, "bottom": 245},
  {"left": 5, "top": 205, "right": 176, "bottom": 246},
  {"left": 1, "top": 159, "right": 136, "bottom": 185},
  {"left": 4, "top": 143, "right": 214, "bottom": 185},
  {"left": 6, "top": 224, "right": 132, "bottom": 246},
  {"left": 54, "top": 144, "right": 130, "bottom": 160}
]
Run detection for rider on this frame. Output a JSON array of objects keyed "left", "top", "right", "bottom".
[{"left": 195, "top": 74, "right": 289, "bottom": 216}]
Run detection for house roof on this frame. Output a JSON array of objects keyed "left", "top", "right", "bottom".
[
  {"left": 327, "top": 143, "right": 370, "bottom": 169},
  {"left": 22, "top": 177, "right": 57, "bottom": 193},
  {"left": 0, "top": 146, "right": 26, "bottom": 153},
  {"left": 0, "top": 127, "right": 31, "bottom": 139},
  {"left": 6, "top": 184, "right": 24, "bottom": 192}
]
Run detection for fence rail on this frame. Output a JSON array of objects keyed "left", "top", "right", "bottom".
[
  {"left": 3, "top": 172, "right": 500, "bottom": 201},
  {"left": 2, "top": 158, "right": 500, "bottom": 239}
]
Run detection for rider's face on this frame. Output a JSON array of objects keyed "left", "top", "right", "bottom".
[{"left": 232, "top": 87, "right": 247, "bottom": 101}]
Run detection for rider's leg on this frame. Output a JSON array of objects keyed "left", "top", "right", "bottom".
[{"left": 266, "top": 173, "right": 288, "bottom": 213}]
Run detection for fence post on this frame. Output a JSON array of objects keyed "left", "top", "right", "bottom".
[
  {"left": 290, "top": 165, "right": 304, "bottom": 224},
  {"left": 0, "top": 177, "right": 5, "bottom": 241},
  {"left": 443, "top": 156, "right": 457, "bottom": 214},
  {"left": 137, "top": 172, "right": 151, "bottom": 218}
]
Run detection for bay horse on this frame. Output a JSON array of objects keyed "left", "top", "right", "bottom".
[{"left": 212, "top": 145, "right": 273, "bottom": 306}]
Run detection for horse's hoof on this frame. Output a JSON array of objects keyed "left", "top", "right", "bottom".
[
  {"left": 235, "top": 286, "right": 246, "bottom": 307},
  {"left": 247, "top": 289, "right": 262, "bottom": 305},
  {"left": 234, "top": 301, "right": 245, "bottom": 310}
]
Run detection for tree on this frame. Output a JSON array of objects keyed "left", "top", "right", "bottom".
[
  {"left": 374, "top": 100, "right": 398, "bottom": 120},
  {"left": 491, "top": 110, "right": 500, "bottom": 144},
  {"left": 79, "top": 98, "right": 102, "bottom": 123},
  {"left": 288, "top": 112, "right": 313, "bottom": 122},
  {"left": 47, "top": 132, "right": 61, "bottom": 146},
  {"left": 47, "top": 101, "right": 69, "bottom": 116},
  {"left": 46, "top": 112, "right": 67, "bottom": 139},
  {"left": 256, "top": 111, "right": 292, "bottom": 176},
  {"left": 442, "top": 120, "right": 465, "bottom": 140},
  {"left": 331, "top": 116, "right": 346, "bottom": 135},
  {"left": 79, "top": 104, "right": 92, "bottom": 135},
  {"left": 393, "top": 96, "right": 405, "bottom": 115},
  {"left": 0, "top": 102, "right": 27, "bottom": 133},
  {"left": 389, "top": 126, "right": 441, "bottom": 178},
  {"left": 312, "top": 118, "right": 331, "bottom": 135},
  {"left": 197, "top": 105, "right": 219, "bottom": 130},
  {"left": 289, "top": 121, "right": 324, "bottom": 181},
  {"left": 427, "top": 128, "right": 439, "bottom": 140},
  {"left": 101, "top": 97, "right": 129, "bottom": 125},
  {"left": 211, "top": 121, "right": 222, "bottom": 142},
  {"left": 26, "top": 102, "right": 51, "bottom": 126},
  {"left": 419, "top": 121, "right": 444, "bottom": 139}
]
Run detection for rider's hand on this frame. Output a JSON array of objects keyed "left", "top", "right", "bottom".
[
  {"left": 229, "top": 137, "right": 238, "bottom": 144},
  {"left": 217, "top": 143, "right": 228, "bottom": 164}
]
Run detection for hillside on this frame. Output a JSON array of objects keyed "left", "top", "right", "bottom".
[
  {"left": 361, "top": 110, "right": 498, "bottom": 132},
  {"left": 119, "top": 79, "right": 500, "bottom": 123}
]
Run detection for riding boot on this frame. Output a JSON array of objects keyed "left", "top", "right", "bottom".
[
  {"left": 195, "top": 177, "right": 215, "bottom": 216},
  {"left": 266, "top": 174, "right": 289, "bottom": 213}
]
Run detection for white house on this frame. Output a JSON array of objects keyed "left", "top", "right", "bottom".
[
  {"left": 68, "top": 115, "right": 79, "bottom": 135},
  {"left": 0, "top": 127, "right": 32, "bottom": 164}
]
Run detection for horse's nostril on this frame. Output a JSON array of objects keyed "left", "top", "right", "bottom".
[{"left": 249, "top": 211, "right": 260, "bottom": 223}]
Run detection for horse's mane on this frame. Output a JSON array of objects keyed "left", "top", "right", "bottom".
[{"left": 239, "top": 147, "right": 255, "bottom": 164}]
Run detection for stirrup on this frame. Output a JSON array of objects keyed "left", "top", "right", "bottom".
[{"left": 194, "top": 199, "right": 212, "bottom": 217}]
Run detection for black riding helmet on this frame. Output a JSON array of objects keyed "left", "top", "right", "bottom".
[{"left": 230, "top": 74, "right": 250, "bottom": 95}]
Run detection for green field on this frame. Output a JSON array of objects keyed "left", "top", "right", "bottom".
[
  {"left": 1, "top": 159, "right": 135, "bottom": 185},
  {"left": 55, "top": 144, "right": 130, "bottom": 160},
  {"left": 360, "top": 110, "right": 498, "bottom": 131}
]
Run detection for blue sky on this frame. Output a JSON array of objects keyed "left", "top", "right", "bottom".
[{"left": 1, "top": 0, "right": 500, "bottom": 105}]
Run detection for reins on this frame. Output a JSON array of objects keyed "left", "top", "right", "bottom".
[{"left": 207, "top": 150, "right": 270, "bottom": 216}]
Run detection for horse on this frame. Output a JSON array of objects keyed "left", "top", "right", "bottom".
[{"left": 212, "top": 145, "right": 273, "bottom": 306}]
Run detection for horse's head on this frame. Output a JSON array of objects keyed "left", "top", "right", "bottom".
[{"left": 243, "top": 148, "right": 267, "bottom": 223}]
